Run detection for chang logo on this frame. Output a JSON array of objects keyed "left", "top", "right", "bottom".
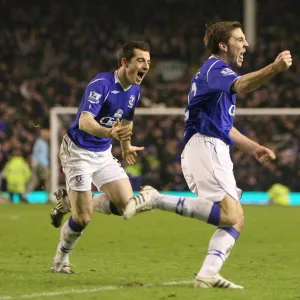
[
  {"left": 228, "top": 105, "right": 236, "bottom": 116},
  {"left": 99, "top": 117, "right": 116, "bottom": 127},
  {"left": 99, "top": 109, "right": 124, "bottom": 127}
]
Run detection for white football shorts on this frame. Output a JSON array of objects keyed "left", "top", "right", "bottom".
[
  {"left": 59, "top": 134, "right": 128, "bottom": 192},
  {"left": 181, "top": 133, "right": 242, "bottom": 202}
]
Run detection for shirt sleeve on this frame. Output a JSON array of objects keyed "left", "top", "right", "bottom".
[
  {"left": 80, "top": 81, "right": 108, "bottom": 117},
  {"left": 207, "top": 61, "right": 241, "bottom": 94}
]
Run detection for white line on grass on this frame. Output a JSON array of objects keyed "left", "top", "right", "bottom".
[{"left": 0, "top": 280, "right": 193, "bottom": 299}]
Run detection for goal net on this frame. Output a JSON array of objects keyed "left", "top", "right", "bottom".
[{"left": 50, "top": 107, "right": 300, "bottom": 203}]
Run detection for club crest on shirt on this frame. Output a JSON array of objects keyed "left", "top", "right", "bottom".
[
  {"left": 113, "top": 109, "right": 123, "bottom": 119},
  {"left": 88, "top": 91, "right": 101, "bottom": 103},
  {"left": 128, "top": 95, "right": 135, "bottom": 108},
  {"left": 75, "top": 175, "right": 83, "bottom": 185}
]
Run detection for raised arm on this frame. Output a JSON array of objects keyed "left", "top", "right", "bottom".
[{"left": 232, "top": 50, "right": 292, "bottom": 94}]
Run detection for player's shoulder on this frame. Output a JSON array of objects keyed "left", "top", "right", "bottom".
[
  {"left": 129, "top": 84, "right": 141, "bottom": 95},
  {"left": 86, "top": 72, "right": 114, "bottom": 89},
  {"left": 201, "top": 57, "right": 227, "bottom": 71},
  {"left": 202, "top": 57, "right": 237, "bottom": 78}
]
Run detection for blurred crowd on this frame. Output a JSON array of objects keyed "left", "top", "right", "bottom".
[{"left": 1, "top": 0, "right": 300, "bottom": 199}]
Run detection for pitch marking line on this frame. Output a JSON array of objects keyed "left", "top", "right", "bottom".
[{"left": 0, "top": 280, "right": 193, "bottom": 299}]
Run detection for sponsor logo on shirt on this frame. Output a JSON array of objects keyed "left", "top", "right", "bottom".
[
  {"left": 111, "top": 90, "right": 120, "bottom": 94},
  {"left": 88, "top": 91, "right": 101, "bottom": 103},
  {"left": 99, "top": 109, "right": 124, "bottom": 127},
  {"left": 221, "top": 68, "right": 236, "bottom": 76},
  {"left": 228, "top": 104, "right": 236, "bottom": 116}
]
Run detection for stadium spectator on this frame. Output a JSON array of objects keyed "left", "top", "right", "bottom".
[
  {"left": 3, "top": 148, "right": 31, "bottom": 203},
  {"left": 1, "top": 0, "right": 300, "bottom": 195},
  {"left": 24, "top": 128, "right": 50, "bottom": 202}
]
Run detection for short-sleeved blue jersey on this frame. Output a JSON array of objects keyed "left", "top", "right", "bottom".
[
  {"left": 67, "top": 72, "right": 140, "bottom": 151},
  {"left": 184, "top": 56, "right": 241, "bottom": 147}
]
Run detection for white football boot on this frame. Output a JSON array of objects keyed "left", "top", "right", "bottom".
[
  {"left": 123, "top": 185, "right": 160, "bottom": 220},
  {"left": 51, "top": 256, "right": 75, "bottom": 274},
  {"left": 194, "top": 273, "right": 244, "bottom": 289},
  {"left": 50, "top": 189, "right": 71, "bottom": 228}
]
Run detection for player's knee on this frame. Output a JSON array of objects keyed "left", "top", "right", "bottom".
[
  {"left": 72, "top": 213, "right": 91, "bottom": 228},
  {"left": 220, "top": 212, "right": 238, "bottom": 227},
  {"left": 235, "top": 214, "right": 245, "bottom": 232},
  {"left": 219, "top": 195, "right": 240, "bottom": 226}
]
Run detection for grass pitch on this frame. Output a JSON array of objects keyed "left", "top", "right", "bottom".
[{"left": 0, "top": 204, "right": 299, "bottom": 299}]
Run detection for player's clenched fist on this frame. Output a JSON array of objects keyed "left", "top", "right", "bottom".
[
  {"left": 272, "top": 50, "right": 292, "bottom": 72},
  {"left": 109, "top": 119, "right": 132, "bottom": 141}
]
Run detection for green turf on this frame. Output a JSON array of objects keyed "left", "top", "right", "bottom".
[{"left": 0, "top": 204, "right": 299, "bottom": 299}]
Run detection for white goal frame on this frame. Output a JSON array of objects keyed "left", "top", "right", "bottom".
[{"left": 50, "top": 107, "right": 300, "bottom": 194}]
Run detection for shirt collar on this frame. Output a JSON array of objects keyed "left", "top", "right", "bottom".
[{"left": 114, "top": 71, "right": 132, "bottom": 91}]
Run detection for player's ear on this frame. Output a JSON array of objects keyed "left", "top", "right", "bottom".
[
  {"left": 219, "top": 42, "right": 227, "bottom": 52},
  {"left": 121, "top": 57, "right": 128, "bottom": 67}
]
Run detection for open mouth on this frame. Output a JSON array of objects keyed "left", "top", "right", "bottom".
[
  {"left": 137, "top": 71, "right": 145, "bottom": 81},
  {"left": 239, "top": 52, "right": 245, "bottom": 61}
]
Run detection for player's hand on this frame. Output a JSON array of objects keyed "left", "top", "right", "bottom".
[
  {"left": 272, "top": 50, "right": 292, "bottom": 72},
  {"left": 109, "top": 119, "right": 132, "bottom": 141},
  {"left": 122, "top": 145, "right": 145, "bottom": 165},
  {"left": 252, "top": 145, "right": 276, "bottom": 164}
]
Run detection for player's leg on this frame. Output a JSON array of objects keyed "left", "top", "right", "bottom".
[
  {"left": 187, "top": 135, "right": 244, "bottom": 288},
  {"left": 100, "top": 178, "right": 133, "bottom": 215},
  {"left": 130, "top": 186, "right": 238, "bottom": 226},
  {"left": 125, "top": 185, "right": 224, "bottom": 224},
  {"left": 52, "top": 135, "right": 93, "bottom": 273},
  {"left": 91, "top": 149, "right": 151, "bottom": 217},
  {"left": 194, "top": 197, "right": 244, "bottom": 289},
  {"left": 52, "top": 189, "right": 93, "bottom": 273},
  {"left": 50, "top": 188, "right": 115, "bottom": 228}
]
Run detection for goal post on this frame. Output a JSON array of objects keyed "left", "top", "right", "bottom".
[{"left": 50, "top": 107, "right": 300, "bottom": 197}]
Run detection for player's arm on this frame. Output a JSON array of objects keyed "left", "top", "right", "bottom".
[
  {"left": 79, "top": 112, "right": 112, "bottom": 138},
  {"left": 119, "top": 118, "right": 144, "bottom": 165},
  {"left": 120, "top": 119, "right": 133, "bottom": 150},
  {"left": 230, "top": 127, "right": 259, "bottom": 154},
  {"left": 232, "top": 50, "right": 292, "bottom": 94},
  {"left": 79, "top": 113, "right": 131, "bottom": 141},
  {"left": 78, "top": 81, "right": 131, "bottom": 141},
  {"left": 230, "top": 127, "right": 276, "bottom": 164}
]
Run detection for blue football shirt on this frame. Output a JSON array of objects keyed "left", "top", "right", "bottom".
[
  {"left": 67, "top": 72, "right": 140, "bottom": 151},
  {"left": 184, "top": 56, "right": 241, "bottom": 147}
]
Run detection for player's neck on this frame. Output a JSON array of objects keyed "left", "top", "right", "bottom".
[
  {"left": 116, "top": 69, "right": 131, "bottom": 90},
  {"left": 210, "top": 54, "right": 231, "bottom": 66}
]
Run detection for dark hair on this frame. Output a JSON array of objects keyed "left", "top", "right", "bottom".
[
  {"left": 118, "top": 41, "right": 150, "bottom": 65},
  {"left": 203, "top": 21, "right": 242, "bottom": 55}
]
